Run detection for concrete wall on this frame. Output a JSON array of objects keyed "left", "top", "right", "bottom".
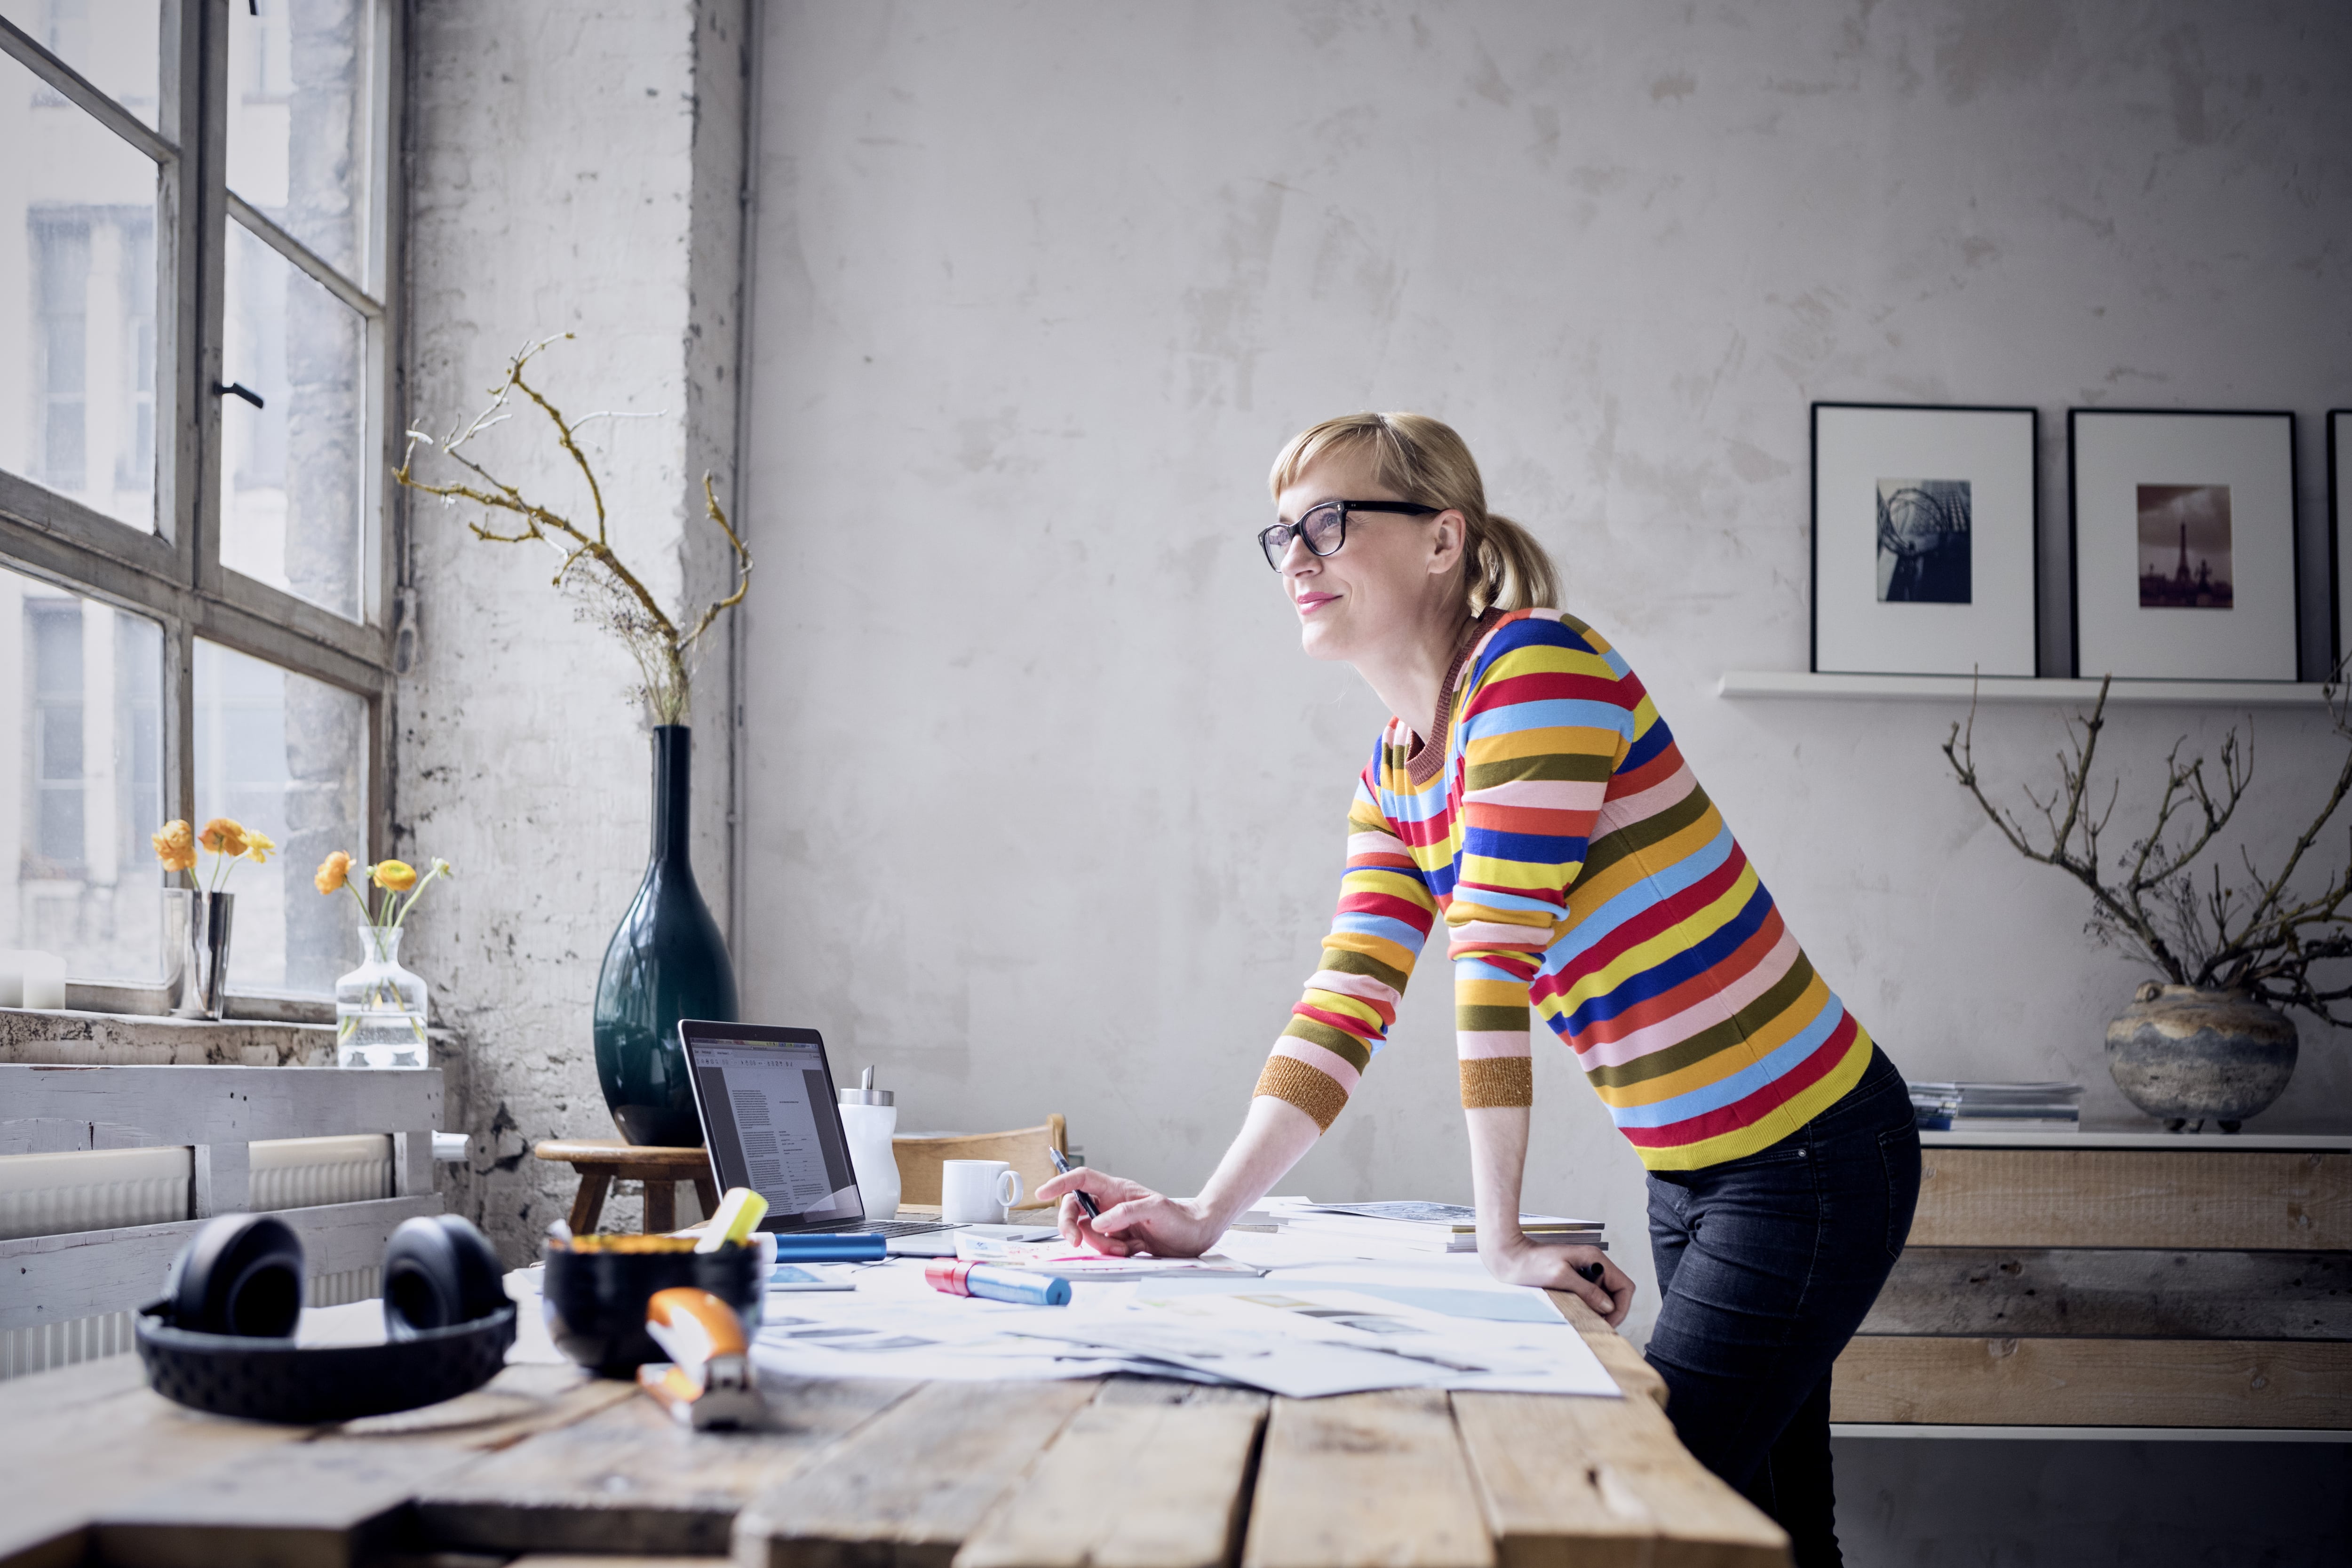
[
  {"left": 400, "top": 0, "right": 748, "bottom": 1252},
  {"left": 740, "top": 0, "right": 2352, "bottom": 1346}
]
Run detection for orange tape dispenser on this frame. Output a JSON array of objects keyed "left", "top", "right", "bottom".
[{"left": 637, "top": 1287, "right": 765, "bottom": 1429}]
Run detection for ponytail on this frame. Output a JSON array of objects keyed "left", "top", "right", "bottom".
[
  {"left": 1270, "top": 412, "right": 1561, "bottom": 617},
  {"left": 1466, "top": 512, "right": 1558, "bottom": 616}
]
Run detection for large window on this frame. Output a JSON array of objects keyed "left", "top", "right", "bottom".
[{"left": 0, "top": 0, "right": 399, "bottom": 1009}]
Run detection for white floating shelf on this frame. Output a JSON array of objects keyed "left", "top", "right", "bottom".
[{"left": 1717, "top": 671, "right": 2333, "bottom": 707}]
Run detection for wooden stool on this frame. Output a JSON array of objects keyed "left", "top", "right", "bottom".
[{"left": 533, "top": 1139, "right": 719, "bottom": 1234}]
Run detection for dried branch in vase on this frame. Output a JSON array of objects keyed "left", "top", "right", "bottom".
[
  {"left": 393, "top": 334, "right": 751, "bottom": 726},
  {"left": 1942, "top": 670, "right": 2352, "bottom": 1024}
]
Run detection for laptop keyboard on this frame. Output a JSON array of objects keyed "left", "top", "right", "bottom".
[{"left": 861, "top": 1218, "right": 967, "bottom": 1238}]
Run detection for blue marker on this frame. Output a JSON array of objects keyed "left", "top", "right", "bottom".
[
  {"left": 926, "top": 1258, "right": 1073, "bottom": 1306},
  {"left": 771, "top": 1232, "right": 887, "bottom": 1262}
]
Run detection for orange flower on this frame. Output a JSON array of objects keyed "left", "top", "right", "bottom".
[
  {"left": 199, "top": 818, "right": 248, "bottom": 858},
  {"left": 244, "top": 829, "right": 278, "bottom": 866},
  {"left": 151, "top": 820, "right": 196, "bottom": 872},
  {"left": 371, "top": 859, "right": 419, "bottom": 892},
  {"left": 315, "top": 851, "right": 354, "bottom": 895}
]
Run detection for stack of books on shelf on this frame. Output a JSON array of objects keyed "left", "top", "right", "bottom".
[
  {"left": 1907, "top": 1080, "right": 2083, "bottom": 1132},
  {"left": 1274, "top": 1200, "right": 1606, "bottom": 1254}
]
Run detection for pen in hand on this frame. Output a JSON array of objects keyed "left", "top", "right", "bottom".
[{"left": 1047, "top": 1146, "right": 1101, "bottom": 1221}]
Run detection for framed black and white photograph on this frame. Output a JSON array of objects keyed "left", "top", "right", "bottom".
[
  {"left": 2070, "top": 409, "right": 2297, "bottom": 682},
  {"left": 1811, "top": 403, "right": 2038, "bottom": 677},
  {"left": 2332, "top": 410, "right": 2349, "bottom": 673}
]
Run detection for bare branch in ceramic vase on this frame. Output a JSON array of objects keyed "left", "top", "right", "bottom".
[{"left": 393, "top": 335, "right": 752, "bottom": 727}]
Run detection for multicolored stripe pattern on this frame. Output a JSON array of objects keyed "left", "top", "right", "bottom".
[{"left": 1256, "top": 609, "right": 1874, "bottom": 1170}]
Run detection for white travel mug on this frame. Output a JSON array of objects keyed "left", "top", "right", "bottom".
[
  {"left": 939, "top": 1160, "right": 1025, "bottom": 1224},
  {"left": 838, "top": 1068, "right": 901, "bottom": 1223}
]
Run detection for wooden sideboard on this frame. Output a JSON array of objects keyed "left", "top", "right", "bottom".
[{"left": 1832, "top": 1130, "right": 2352, "bottom": 1434}]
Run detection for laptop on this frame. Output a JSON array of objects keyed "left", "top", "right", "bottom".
[{"left": 676, "top": 1019, "right": 1049, "bottom": 1256}]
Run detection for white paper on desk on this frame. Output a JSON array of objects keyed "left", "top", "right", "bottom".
[
  {"left": 1012, "top": 1287, "right": 1622, "bottom": 1399},
  {"left": 749, "top": 1287, "right": 1162, "bottom": 1384}
]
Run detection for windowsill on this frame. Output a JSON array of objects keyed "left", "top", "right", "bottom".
[
  {"left": 0, "top": 1006, "right": 452, "bottom": 1068},
  {"left": 61, "top": 980, "right": 334, "bottom": 1025}
]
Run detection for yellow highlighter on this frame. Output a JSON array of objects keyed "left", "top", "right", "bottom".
[{"left": 695, "top": 1186, "right": 769, "bottom": 1253}]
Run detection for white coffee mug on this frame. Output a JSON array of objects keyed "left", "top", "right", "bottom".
[{"left": 940, "top": 1159, "right": 1025, "bottom": 1224}]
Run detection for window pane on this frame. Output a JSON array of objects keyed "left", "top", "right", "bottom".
[
  {"left": 0, "top": 44, "right": 162, "bottom": 530},
  {"left": 193, "top": 639, "right": 366, "bottom": 996},
  {"left": 0, "top": 561, "right": 165, "bottom": 982},
  {"left": 227, "top": 0, "right": 369, "bottom": 283},
  {"left": 0, "top": 0, "right": 163, "bottom": 130},
  {"left": 220, "top": 219, "right": 365, "bottom": 621}
]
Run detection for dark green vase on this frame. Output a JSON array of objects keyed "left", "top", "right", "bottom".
[{"left": 592, "top": 725, "right": 738, "bottom": 1146}]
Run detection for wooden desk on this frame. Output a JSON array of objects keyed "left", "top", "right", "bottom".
[
  {"left": 0, "top": 1291, "right": 1789, "bottom": 1568},
  {"left": 1834, "top": 1129, "right": 2352, "bottom": 1434},
  {"left": 532, "top": 1139, "right": 719, "bottom": 1234}
]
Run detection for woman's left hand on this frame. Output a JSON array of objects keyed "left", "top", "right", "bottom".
[{"left": 1480, "top": 1237, "right": 1636, "bottom": 1328}]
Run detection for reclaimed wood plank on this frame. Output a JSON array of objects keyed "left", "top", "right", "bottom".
[
  {"left": 1454, "top": 1390, "right": 1788, "bottom": 1568},
  {"left": 734, "top": 1378, "right": 1099, "bottom": 1568},
  {"left": 418, "top": 1377, "right": 916, "bottom": 1557},
  {"left": 0, "top": 1063, "right": 441, "bottom": 1154},
  {"left": 1831, "top": 1336, "right": 2352, "bottom": 1427},
  {"left": 1541, "top": 1290, "right": 1668, "bottom": 1409},
  {"left": 1240, "top": 1389, "right": 1494, "bottom": 1568},
  {"left": 1910, "top": 1150, "right": 2349, "bottom": 1250},
  {"left": 0, "top": 1360, "right": 628, "bottom": 1568},
  {"left": 93, "top": 1440, "right": 475, "bottom": 1568},
  {"left": 1860, "top": 1248, "right": 2352, "bottom": 1338},
  {"left": 0, "top": 1376, "right": 315, "bottom": 1568},
  {"left": 956, "top": 1380, "right": 1268, "bottom": 1568}
]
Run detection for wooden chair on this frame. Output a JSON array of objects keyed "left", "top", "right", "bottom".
[{"left": 893, "top": 1116, "right": 1066, "bottom": 1212}]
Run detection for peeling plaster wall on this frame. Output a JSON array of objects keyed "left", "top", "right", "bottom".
[
  {"left": 401, "top": 0, "right": 747, "bottom": 1257},
  {"left": 742, "top": 0, "right": 2351, "bottom": 1330},
  {"left": 739, "top": 3, "right": 2349, "bottom": 1557}
]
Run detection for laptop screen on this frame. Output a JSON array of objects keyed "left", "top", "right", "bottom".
[{"left": 681, "top": 1024, "right": 864, "bottom": 1230}]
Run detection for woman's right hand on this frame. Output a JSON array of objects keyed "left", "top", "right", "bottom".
[{"left": 1035, "top": 1168, "right": 1223, "bottom": 1258}]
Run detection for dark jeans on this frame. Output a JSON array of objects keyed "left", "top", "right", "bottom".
[{"left": 1643, "top": 1046, "right": 1922, "bottom": 1568}]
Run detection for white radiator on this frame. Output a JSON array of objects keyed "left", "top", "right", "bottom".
[{"left": 0, "top": 1135, "right": 395, "bottom": 1379}]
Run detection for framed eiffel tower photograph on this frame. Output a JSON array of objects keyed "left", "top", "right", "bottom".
[{"left": 2069, "top": 409, "right": 2298, "bottom": 681}]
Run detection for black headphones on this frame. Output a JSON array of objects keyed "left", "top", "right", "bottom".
[{"left": 137, "top": 1211, "right": 517, "bottom": 1423}]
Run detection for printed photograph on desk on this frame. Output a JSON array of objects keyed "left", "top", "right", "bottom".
[
  {"left": 1812, "top": 403, "right": 2037, "bottom": 676},
  {"left": 2070, "top": 408, "right": 2298, "bottom": 681}
]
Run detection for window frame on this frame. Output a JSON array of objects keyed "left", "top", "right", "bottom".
[{"left": 0, "top": 0, "right": 404, "bottom": 1010}]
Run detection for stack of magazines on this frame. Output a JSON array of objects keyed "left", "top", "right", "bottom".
[
  {"left": 1279, "top": 1201, "right": 1605, "bottom": 1254},
  {"left": 1908, "top": 1080, "right": 2082, "bottom": 1131}
]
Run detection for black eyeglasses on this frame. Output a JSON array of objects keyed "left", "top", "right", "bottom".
[{"left": 1258, "top": 499, "right": 1443, "bottom": 569}]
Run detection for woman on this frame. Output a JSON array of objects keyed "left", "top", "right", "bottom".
[{"left": 1037, "top": 412, "right": 1919, "bottom": 1567}]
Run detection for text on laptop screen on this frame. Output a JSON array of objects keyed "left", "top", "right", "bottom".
[{"left": 687, "top": 1039, "right": 861, "bottom": 1222}]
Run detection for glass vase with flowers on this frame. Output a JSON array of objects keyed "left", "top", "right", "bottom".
[
  {"left": 317, "top": 852, "right": 452, "bottom": 1068},
  {"left": 151, "top": 817, "right": 276, "bottom": 1019}
]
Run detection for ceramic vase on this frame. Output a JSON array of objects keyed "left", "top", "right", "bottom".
[
  {"left": 164, "top": 888, "right": 234, "bottom": 1019},
  {"left": 2104, "top": 982, "right": 2298, "bottom": 1131},
  {"left": 337, "top": 925, "right": 431, "bottom": 1069},
  {"left": 592, "top": 725, "right": 739, "bottom": 1146}
]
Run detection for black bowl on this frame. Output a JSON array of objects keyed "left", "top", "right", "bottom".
[{"left": 541, "top": 1242, "right": 763, "bottom": 1377}]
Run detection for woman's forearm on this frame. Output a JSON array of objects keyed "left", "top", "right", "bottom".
[
  {"left": 1464, "top": 1104, "right": 1533, "bottom": 1250},
  {"left": 1189, "top": 1095, "right": 1323, "bottom": 1229}
]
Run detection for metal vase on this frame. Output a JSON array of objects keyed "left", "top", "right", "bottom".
[{"left": 164, "top": 888, "right": 235, "bottom": 1020}]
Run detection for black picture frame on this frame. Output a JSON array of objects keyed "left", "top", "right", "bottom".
[
  {"left": 1810, "top": 401, "right": 2041, "bottom": 677},
  {"left": 2331, "top": 409, "right": 2348, "bottom": 677},
  {"left": 2067, "top": 408, "right": 2299, "bottom": 682}
]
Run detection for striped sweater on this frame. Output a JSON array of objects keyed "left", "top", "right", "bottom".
[{"left": 1254, "top": 608, "right": 1874, "bottom": 1171}]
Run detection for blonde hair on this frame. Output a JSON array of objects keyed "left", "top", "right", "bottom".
[{"left": 1268, "top": 412, "right": 1559, "bottom": 616}]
